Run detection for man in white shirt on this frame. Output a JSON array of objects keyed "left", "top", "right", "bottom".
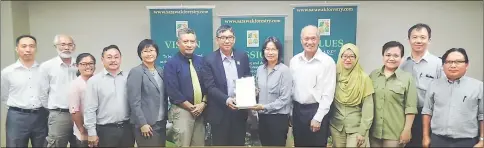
[
  {"left": 39, "top": 34, "right": 78, "bottom": 147},
  {"left": 1, "top": 35, "right": 49, "bottom": 147},
  {"left": 290, "top": 25, "right": 336, "bottom": 147}
]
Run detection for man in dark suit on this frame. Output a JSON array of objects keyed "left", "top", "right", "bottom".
[{"left": 202, "top": 24, "right": 251, "bottom": 146}]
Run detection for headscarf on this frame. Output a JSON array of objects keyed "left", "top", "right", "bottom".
[{"left": 334, "top": 43, "right": 374, "bottom": 106}]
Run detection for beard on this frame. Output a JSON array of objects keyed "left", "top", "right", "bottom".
[{"left": 57, "top": 50, "right": 73, "bottom": 58}]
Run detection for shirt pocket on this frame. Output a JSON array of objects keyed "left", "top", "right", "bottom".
[
  {"left": 389, "top": 84, "right": 406, "bottom": 105},
  {"left": 417, "top": 74, "right": 435, "bottom": 90},
  {"left": 458, "top": 94, "right": 479, "bottom": 117}
]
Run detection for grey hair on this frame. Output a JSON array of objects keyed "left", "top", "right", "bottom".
[
  {"left": 177, "top": 28, "right": 197, "bottom": 40},
  {"left": 53, "top": 34, "right": 75, "bottom": 45},
  {"left": 300, "top": 25, "right": 319, "bottom": 38},
  {"left": 216, "top": 25, "right": 235, "bottom": 37}
]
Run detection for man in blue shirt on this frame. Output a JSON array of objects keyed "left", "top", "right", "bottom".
[{"left": 164, "top": 27, "right": 207, "bottom": 147}]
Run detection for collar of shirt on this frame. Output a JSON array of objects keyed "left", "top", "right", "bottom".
[
  {"left": 298, "top": 48, "right": 325, "bottom": 62},
  {"left": 446, "top": 76, "right": 466, "bottom": 84},
  {"left": 13, "top": 60, "right": 39, "bottom": 69},
  {"left": 376, "top": 65, "right": 405, "bottom": 79},
  {"left": 406, "top": 50, "right": 430, "bottom": 63},
  {"left": 220, "top": 49, "right": 234, "bottom": 60},
  {"left": 54, "top": 56, "right": 76, "bottom": 67},
  {"left": 177, "top": 52, "right": 194, "bottom": 63},
  {"left": 263, "top": 63, "right": 281, "bottom": 72},
  {"left": 103, "top": 68, "right": 124, "bottom": 76}
]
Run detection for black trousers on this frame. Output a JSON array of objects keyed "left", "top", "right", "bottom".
[
  {"left": 258, "top": 114, "right": 289, "bottom": 146},
  {"left": 96, "top": 121, "right": 135, "bottom": 147},
  {"left": 292, "top": 102, "right": 330, "bottom": 147},
  {"left": 211, "top": 110, "right": 247, "bottom": 146},
  {"left": 430, "top": 133, "right": 477, "bottom": 147},
  {"left": 133, "top": 120, "right": 167, "bottom": 147},
  {"left": 406, "top": 107, "right": 423, "bottom": 147}
]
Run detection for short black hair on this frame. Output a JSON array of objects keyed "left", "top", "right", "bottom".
[
  {"left": 216, "top": 25, "right": 235, "bottom": 37},
  {"left": 16, "top": 35, "right": 37, "bottom": 46},
  {"left": 441, "top": 48, "right": 469, "bottom": 65},
  {"left": 408, "top": 23, "right": 432, "bottom": 39},
  {"left": 137, "top": 39, "right": 159, "bottom": 60},
  {"left": 261, "top": 36, "right": 284, "bottom": 65},
  {"left": 382, "top": 41, "right": 405, "bottom": 57},
  {"left": 75, "top": 53, "right": 96, "bottom": 76},
  {"left": 102, "top": 45, "right": 121, "bottom": 57}
]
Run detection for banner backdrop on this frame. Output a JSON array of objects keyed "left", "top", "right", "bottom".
[
  {"left": 148, "top": 6, "right": 214, "bottom": 68},
  {"left": 220, "top": 15, "right": 286, "bottom": 75},
  {"left": 292, "top": 5, "right": 358, "bottom": 62}
]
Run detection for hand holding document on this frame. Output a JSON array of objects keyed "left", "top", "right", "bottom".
[{"left": 235, "top": 76, "right": 257, "bottom": 109}]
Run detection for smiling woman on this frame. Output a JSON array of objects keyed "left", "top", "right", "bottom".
[
  {"left": 127, "top": 39, "right": 168, "bottom": 147},
  {"left": 369, "top": 41, "right": 417, "bottom": 147},
  {"left": 69, "top": 53, "right": 96, "bottom": 147}
]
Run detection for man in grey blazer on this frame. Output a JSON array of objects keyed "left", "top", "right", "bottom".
[{"left": 127, "top": 39, "right": 168, "bottom": 147}]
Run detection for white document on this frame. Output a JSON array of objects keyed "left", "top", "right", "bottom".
[{"left": 235, "top": 76, "right": 257, "bottom": 109}]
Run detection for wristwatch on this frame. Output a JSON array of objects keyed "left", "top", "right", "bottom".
[{"left": 480, "top": 137, "right": 484, "bottom": 141}]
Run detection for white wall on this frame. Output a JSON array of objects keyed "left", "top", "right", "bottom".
[{"left": 20, "top": 1, "right": 484, "bottom": 80}]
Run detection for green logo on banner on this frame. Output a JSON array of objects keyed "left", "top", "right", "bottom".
[
  {"left": 150, "top": 9, "right": 213, "bottom": 68},
  {"left": 221, "top": 16, "right": 286, "bottom": 75}
]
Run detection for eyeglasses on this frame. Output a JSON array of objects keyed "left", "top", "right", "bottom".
[
  {"left": 341, "top": 55, "right": 356, "bottom": 60},
  {"left": 56, "top": 43, "right": 75, "bottom": 48},
  {"left": 444, "top": 60, "right": 466, "bottom": 65},
  {"left": 217, "top": 36, "right": 235, "bottom": 41},
  {"left": 78, "top": 62, "right": 95, "bottom": 67},
  {"left": 384, "top": 54, "right": 401, "bottom": 59}
]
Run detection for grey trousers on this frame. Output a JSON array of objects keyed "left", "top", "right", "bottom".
[
  {"left": 6, "top": 107, "right": 48, "bottom": 147},
  {"left": 45, "top": 110, "right": 77, "bottom": 147}
]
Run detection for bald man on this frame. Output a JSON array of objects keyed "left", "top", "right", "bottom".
[
  {"left": 39, "top": 34, "right": 79, "bottom": 147},
  {"left": 289, "top": 25, "right": 336, "bottom": 147}
]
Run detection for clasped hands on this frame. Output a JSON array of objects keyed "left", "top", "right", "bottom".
[{"left": 188, "top": 102, "right": 206, "bottom": 117}]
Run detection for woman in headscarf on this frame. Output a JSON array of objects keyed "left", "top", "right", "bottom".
[{"left": 330, "top": 43, "right": 374, "bottom": 147}]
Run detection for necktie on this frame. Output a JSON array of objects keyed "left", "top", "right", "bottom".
[{"left": 189, "top": 59, "right": 203, "bottom": 104}]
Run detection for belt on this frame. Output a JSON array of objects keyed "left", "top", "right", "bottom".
[
  {"left": 98, "top": 120, "right": 130, "bottom": 128},
  {"left": 50, "top": 108, "right": 70, "bottom": 113},
  {"left": 10, "top": 107, "right": 40, "bottom": 113},
  {"left": 293, "top": 101, "right": 319, "bottom": 108}
]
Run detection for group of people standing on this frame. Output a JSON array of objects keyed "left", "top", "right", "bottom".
[{"left": 1, "top": 22, "right": 482, "bottom": 148}]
